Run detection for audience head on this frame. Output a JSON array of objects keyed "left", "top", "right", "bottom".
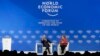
[
  {"left": 53, "top": 51, "right": 58, "bottom": 56},
  {"left": 43, "top": 51, "right": 47, "bottom": 56}
]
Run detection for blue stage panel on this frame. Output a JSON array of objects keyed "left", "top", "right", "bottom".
[{"left": 0, "top": 0, "right": 100, "bottom": 51}]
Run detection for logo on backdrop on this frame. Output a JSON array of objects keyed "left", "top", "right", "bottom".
[{"left": 38, "top": 1, "right": 63, "bottom": 16}]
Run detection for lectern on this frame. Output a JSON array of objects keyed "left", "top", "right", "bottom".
[{"left": 2, "top": 37, "right": 12, "bottom": 51}]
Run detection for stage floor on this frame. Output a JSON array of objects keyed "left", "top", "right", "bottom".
[{"left": 17, "top": 51, "right": 99, "bottom": 55}]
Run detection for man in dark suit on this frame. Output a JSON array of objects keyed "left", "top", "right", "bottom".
[{"left": 41, "top": 35, "right": 51, "bottom": 54}]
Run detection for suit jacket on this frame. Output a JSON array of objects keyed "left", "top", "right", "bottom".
[
  {"left": 60, "top": 38, "right": 68, "bottom": 46},
  {"left": 41, "top": 39, "right": 51, "bottom": 47}
]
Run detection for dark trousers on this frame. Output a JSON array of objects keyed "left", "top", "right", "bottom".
[
  {"left": 60, "top": 45, "right": 66, "bottom": 54},
  {"left": 45, "top": 47, "right": 51, "bottom": 54}
]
